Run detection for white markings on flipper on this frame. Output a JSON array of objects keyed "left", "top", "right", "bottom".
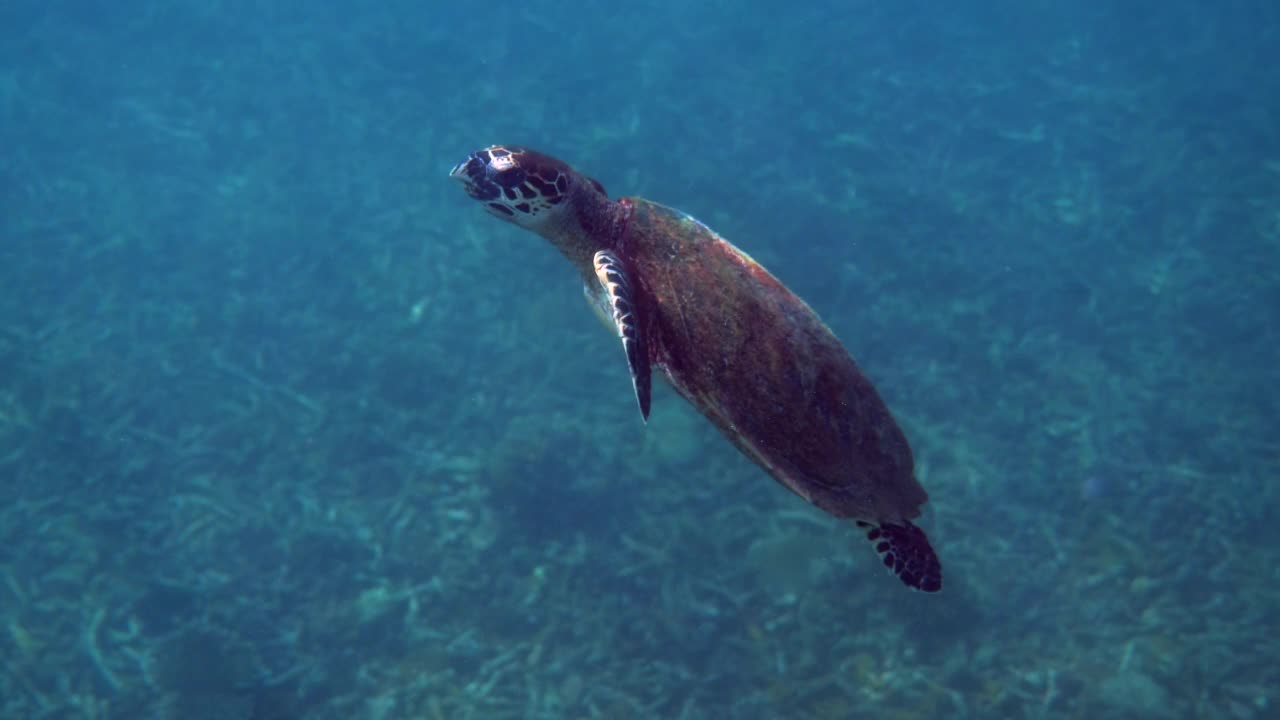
[{"left": 593, "top": 250, "right": 652, "bottom": 421}]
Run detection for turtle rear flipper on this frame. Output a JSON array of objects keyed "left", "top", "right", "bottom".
[
  {"left": 858, "top": 520, "right": 942, "bottom": 592},
  {"left": 592, "top": 250, "right": 651, "bottom": 421}
]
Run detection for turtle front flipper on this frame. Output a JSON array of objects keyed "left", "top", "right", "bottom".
[
  {"left": 857, "top": 520, "right": 942, "bottom": 592},
  {"left": 592, "top": 250, "right": 651, "bottom": 422}
]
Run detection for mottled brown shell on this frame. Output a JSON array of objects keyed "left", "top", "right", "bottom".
[{"left": 618, "top": 198, "right": 928, "bottom": 525}]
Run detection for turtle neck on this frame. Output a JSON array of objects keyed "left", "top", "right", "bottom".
[{"left": 537, "top": 175, "right": 632, "bottom": 281}]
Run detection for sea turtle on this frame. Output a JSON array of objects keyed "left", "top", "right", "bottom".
[{"left": 450, "top": 145, "right": 942, "bottom": 592}]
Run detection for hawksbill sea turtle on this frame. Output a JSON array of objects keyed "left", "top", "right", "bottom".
[{"left": 450, "top": 145, "right": 942, "bottom": 592}]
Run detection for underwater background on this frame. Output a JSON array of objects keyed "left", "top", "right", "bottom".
[{"left": 2, "top": 1, "right": 1277, "bottom": 718}]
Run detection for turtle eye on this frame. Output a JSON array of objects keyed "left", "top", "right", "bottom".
[{"left": 491, "top": 164, "right": 528, "bottom": 189}]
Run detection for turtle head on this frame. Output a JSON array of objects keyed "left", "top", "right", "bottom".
[{"left": 450, "top": 145, "right": 609, "bottom": 236}]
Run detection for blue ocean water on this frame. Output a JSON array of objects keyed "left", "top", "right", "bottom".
[{"left": 1, "top": 1, "right": 1277, "bottom": 718}]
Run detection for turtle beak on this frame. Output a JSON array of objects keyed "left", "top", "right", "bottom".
[
  {"left": 448, "top": 155, "right": 472, "bottom": 181},
  {"left": 450, "top": 152, "right": 500, "bottom": 203},
  {"left": 449, "top": 154, "right": 477, "bottom": 184}
]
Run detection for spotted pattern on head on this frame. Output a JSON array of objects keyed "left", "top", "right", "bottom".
[{"left": 450, "top": 145, "right": 587, "bottom": 224}]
